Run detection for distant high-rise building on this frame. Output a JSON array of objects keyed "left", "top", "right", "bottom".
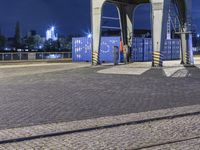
[{"left": 46, "top": 26, "right": 58, "bottom": 41}]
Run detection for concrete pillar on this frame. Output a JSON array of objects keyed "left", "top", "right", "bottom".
[
  {"left": 180, "top": 0, "right": 194, "bottom": 65},
  {"left": 180, "top": 28, "right": 194, "bottom": 65},
  {"left": 151, "top": 0, "right": 169, "bottom": 67},
  {"left": 118, "top": 5, "right": 127, "bottom": 45},
  {"left": 126, "top": 5, "right": 135, "bottom": 63},
  {"left": 117, "top": 5, "right": 135, "bottom": 63},
  {"left": 91, "top": 0, "right": 105, "bottom": 65},
  {"left": 188, "top": 33, "right": 194, "bottom": 65},
  {"left": 180, "top": 27, "right": 187, "bottom": 64},
  {"left": 126, "top": 5, "right": 135, "bottom": 49}
]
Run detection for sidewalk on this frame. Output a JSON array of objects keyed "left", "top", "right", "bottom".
[{"left": 0, "top": 105, "right": 200, "bottom": 149}]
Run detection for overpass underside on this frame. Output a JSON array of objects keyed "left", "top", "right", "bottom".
[{"left": 91, "top": 0, "right": 194, "bottom": 67}]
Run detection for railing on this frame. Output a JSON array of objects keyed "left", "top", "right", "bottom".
[{"left": 0, "top": 52, "right": 72, "bottom": 61}]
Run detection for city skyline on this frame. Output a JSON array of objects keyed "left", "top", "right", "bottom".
[{"left": 0, "top": 0, "right": 199, "bottom": 37}]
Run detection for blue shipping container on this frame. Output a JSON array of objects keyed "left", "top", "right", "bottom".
[
  {"left": 100, "top": 37, "right": 120, "bottom": 63},
  {"left": 72, "top": 37, "right": 181, "bottom": 63},
  {"left": 72, "top": 37, "right": 120, "bottom": 63},
  {"left": 72, "top": 37, "right": 92, "bottom": 62}
]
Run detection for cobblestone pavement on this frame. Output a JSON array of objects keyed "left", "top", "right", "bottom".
[
  {"left": 0, "top": 62, "right": 90, "bottom": 79},
  {"left": 0, "top": 60, "right": 200, "bottom": 148},
  {"left": 0, "top": 105, "right": 200, "bottom": 149},
  {"left": 0, "top": 61, "right": 200, "bottom": 131}
]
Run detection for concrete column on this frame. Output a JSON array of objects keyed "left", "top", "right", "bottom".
[
  {"left": 126, "top": 5, "right": 135, "bottom": 48},
  {"left": 126, "top": 5, "right": 135, "bottom": 63},
  {"left": 117, "top": 5, "right": 135, "bottom": 63},
  {"left": 187, "top": 0, "right": 194, "bottom": 65},
  {"left": 118, "top": 5, "right": 128, "bottom": 46},
  {"left": 180, "top": 0, "right": 194, "bottom": 65},
  {"left": 188, "top": 33, "right": 194, "bottom": 65},
  {"left": 180, "top": 27, "right": 187, "bottom": 64},
  {"left": 151, "top": 0, "right": 169, "bottom": 67},
  {"left": 180, "top": 28, "right": 194, "bottom": 65},
  {"left": 91, "top": 0, "right": 105, "bottom": 65}
]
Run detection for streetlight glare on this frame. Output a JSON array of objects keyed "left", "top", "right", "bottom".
[
  {"left": 51, "top": 26, "right": 55, "bottom": 31},
  {"left": 87, "top": 33, "right": 92, "bottom": 38}
]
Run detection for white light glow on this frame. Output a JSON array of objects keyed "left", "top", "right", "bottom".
[
  {"left": 46, "top": 26, "right": 58, "bottom": 41},
  {"left": 87, "top": 34, "right": 92, "bottom": 38}
]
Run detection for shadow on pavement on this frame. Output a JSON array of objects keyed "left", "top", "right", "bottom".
[
  {"left": 184, "top": 66, "right": 200, "bottom": 79},
  {"left": 140, "top": 67, "right": 165, "bottom": 77}
]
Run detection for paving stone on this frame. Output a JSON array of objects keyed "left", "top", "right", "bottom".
[
  {"left": 0, "top": 61, "right": 199, "bottom": 149},
  {"left": 0, "top": 62, "right": 200, "bottom": 130},
  {"left": 0, "top": 110, "right": 200, "bottom": 149}
]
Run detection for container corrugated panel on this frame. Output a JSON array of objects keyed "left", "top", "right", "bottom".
[
  {"left": 165, "top": 40, "right": 172, "bottom": 46},
  {"left": 162, "top": 40, "right": 172, "bottom": 60},
  {"left": 144, "top": 38, "right": 152, "bottom": 61},
  {"left": 143, "top": 46, "right": 149, "bottom": 61},
  {"left": 132, "top": 38, "right": 144, "bottom": 62},
  {"left": 162, "top": 50, "right": 168, "bottom": 60},
  {"left": 132, "top": 38, "right": 137, "bottom": 43},
  {"left": 135, "top": 38, "right": 144, "bottom": 43},
  {"left": 167, "top": 49, "right": 172, "bottom": 60},
  {"left": 72, "top": 37, "right": 92, "bottom": 62},
  {"left": 131, "top": 48, "right": 137, "bottom": 62},
  {"left": 171, "top": 39, "right": 180, "bottom": 59},
  {"left": 72, "top": 37, "right": 181, "bottom": 63},
  {"left": 100, "top": 37, "right": 120, "bottom": 63},
  {"left": 172, "top": 49, "right": 180, "bottom": 59},
  {"left": 149, "top": 46, "right": 153, "bottom": 61},
  {"left": 132, "top": 38, "right": 181, "bottom": 62},
  {"left": 148, "top": 41, "right": 153, "bottom": 61},
  {"left": 72, "top": 37, "right": 120, "bottom": 63}
]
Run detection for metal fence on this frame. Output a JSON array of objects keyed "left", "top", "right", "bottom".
[{"left": 0, "top": 52, "right": 72, "bottom": 61}]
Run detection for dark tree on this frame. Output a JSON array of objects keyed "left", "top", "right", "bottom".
[
  {"left": 0, "top": 28, "right": 5, "bottom": 49},
  {"left": 43, "top": 39, "right": 52, "bottom": 51},
  {"left": 0, "top": 36, "right": 6, "bottom": 49},
  {"left": 26, "top": 36, "right": 35, "bottom": 50},
  {"left": 14, "top": 21, "right": 21, "bottom": 49},
  {"left": 44, "top": 39, "right": 60, "bottom": 52}
]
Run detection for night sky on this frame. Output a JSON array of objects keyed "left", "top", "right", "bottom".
[{"left": 0, "top": 0, "right": 199, "bottom": 37}]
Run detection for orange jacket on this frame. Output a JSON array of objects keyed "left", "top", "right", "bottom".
[{"left": 120, "top": 41, "right": 123, "bottom": 52}]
